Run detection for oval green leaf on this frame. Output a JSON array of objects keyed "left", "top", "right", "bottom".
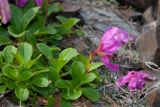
[
  {"left": 2, "top": 65, "right": 18, "bottom": 80},
  {"left": 15, "top": 87, "right": 29, "bottom": 101},
  {"left": 18, "top": 42, "right": 33, "bottom": 62},
  {"left": 32, "top": 77, "right": 49, "bottom": 87}
]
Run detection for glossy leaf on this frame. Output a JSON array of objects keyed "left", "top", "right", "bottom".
[
  {"left": 0, "top": 52, "right": 4, "bottom": 65},
  {"left": 3, "top": 45, "right": 17, "bottom": 63},
  {"left": 22, "top": 7, "right": 40, "bottom": 30},
  {"left": 18, "top": 42, "right": 33, "bottom": 62},
  {"left": 15, "top": 87, "right": 29, "bottom": 101},
  {"left": 8, "top": 26, "right": 27, "bottom": 38},
  {"left": 27, "top": 54, "right": 42, "bottom": 68},
  {"left": 55, "top": 79, "right": 71, "bottom": 89},
  {"left": 2, "top": 65, "right": 18, "bottom": 80},
  {"left": 82, "top": 73, "right": 96, "bottom": 84},
  {"left": 62, "top": 88, "right": 82, "bottom": 100},
  {"left": 0, "top": 29, "right": 12, "bottom": 46},
  {"left": 37, "top": 43, "right": 52, "bottom": 58},
  {"left": 71, "top": 61, "right": 85, "bottom": 83},
  {"left": 18, "top": 70, "right": 32, "bottom": 81},
  {"left": 82, "top": 87, "right": 100, "bottom": 102},
  {"left": 6, "top": 79, "right": 15, "bottom": 89},
  {"left": 0, "top": 85, "right": 6, "bottom": 94},
  {"left": 48, "top": 3, "right": 63, "bottom": 15},
  {"left": 61, "top": 99, "right": 72, "bottom": 107},
  {"left": 33, "top": 25, "right": 57, "bottom": 37},
  {"left": 10, "top": 5, "right": 23, "bottom": 30},
  {"left": 89, "top": 62, "right": 103, "bottom": 71},
  {"left": 32, "top": 77, "right": 49, "bottom": 87},
  {"left": 57, "top": 48, "right": 78, "bottom": 72}
]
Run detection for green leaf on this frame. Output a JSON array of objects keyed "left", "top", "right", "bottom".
[
  {"left": 0, "top": 29, "right": 12, "bottom": 46},
  {"left": 3, "top": 45, "right": 17, "bottom": 63},
  {"left": 18, "top": 70, "right": 32, "bottom": 81},
  {"left": 14, "top": 53, "right": 25, "bottom": 65},
  {"left": 27, "top": 54, "right": 42, "bottom": 68},
  {"left": 47, "top": 96, "right": 55, "bottom": 107},
  {"left": 71, "top": 61, "right": 85, "bottom": 83},
  {"left": 0, "top": 52, "right": 4, "bottom": 65},
  {"left": 57, "top": 48, "right": 78, "bottom": 72},
  {"left": 61, "top": 99, "right": 72, "bottom": 107},
  {"left": 73, "top": 55, "right": 90, "bottom": 66},
  {"left": 59, "top": 48, "right": 78, "bottom": 61},
  {"left": 18, "top": 42, "right": 33, "bottom": 62},
  {"left": 37, "top": 43, "right": 52, "bottom": 58},
  {"left": 10, "top": 5, "right": 23, "bottom": 30},
  {"left": 26, "top": 22, "right": 40, "bottom": 44},
  {"left": 56, "top": 16, "right": 79, "bottom": 34},
  {"left": 6, "top": 79, "right": 16, "bottom": 89},
  {"left": 82, "top": 87, "right": 100, "bottom": 102},
  {"left": 2, "top": 65, "right": 18, "bottom": 80},
  {"left": 8, "top": 26, "right": 28, "bottom": 38},
  {"left": 62, "top": 88, "right": 82, "bottom": 100},
  {"left": 48, "top": 3, "right": 63, "bottom": 15},
  {"left": 33, "top": 25, "right": 57, "bottom": 37},
  {"left": 89, "top": 62, "right": 103, "bottom": 71},
  {"left": 55, "top": 79, "right": 71, "bottom": 89},
  {"left": 62, "top": 18, "right": 80, "bottom": 28},
  {"left": 82, "top": 73, "right": 96, "bottom": 84},
  {"left": 49, "top": 67, "right": 60, "bottom": 82},
  {"left": 56, "top": 16, "right": 66, "bottom": 23},
  {"left": 32, "top": 77, "right": 49, "bottom": 87},
  {"left": 22, "top": 7, "right": 40, "bottom": 30},
  {"left": 0, "top": 85, "right": 6, "bottom": 94},
  {"left": 15, "top": 87, "right": 29, "bottom": 101}
]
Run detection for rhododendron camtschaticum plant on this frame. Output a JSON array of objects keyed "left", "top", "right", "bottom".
[
  {"left": 116, "top": 71, "right": 154, "bottom": 91},
  {"left": 94, "top": 27, "right": 135, "bottom": 72},
  {"left": 0, "top": 0, "right": 12, "bottom": 24},
  {"left": 16, "top": 0, "right": 43, "bottom": 7}
]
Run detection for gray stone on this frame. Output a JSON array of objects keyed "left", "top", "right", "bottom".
[
  {"left": 143, "top": 6, "right": 155, "bottom": 23},
  {"left": 135, "top": 22, "right": 160, "bottom": 64},
  {"left": 125, "top": 0, "right": 154, "bottom": 10}
]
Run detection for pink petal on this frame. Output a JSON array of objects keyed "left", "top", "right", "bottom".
[
  {"left": 128, "top": 78, "right": 137, "bottom": 91},
  {"left": 116, "top": 76, "right": 130, "bottom": 87},
  {"left": 16, "top": 0, "right": 28, "bottom": 7},
  {"left": 0, "top": 0, "right": 12, "bottom": 24},
  {"left": 116, "top": 71, "right": 152, "bottom": 91},
  {"left": 100, "top": 41, "right": 122, "bottom": 55},
  {"left": 35, "top": 0, "right": 43, "bottom": 7},
  {"left": 101, "top": 56, "right": 119, "bottom": 72}
]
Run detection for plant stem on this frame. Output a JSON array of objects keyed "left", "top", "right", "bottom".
[
  {"left": 60, "top": 72, "right": 70, "bottom": 78},
  {"left": 20, "top": 100, "right": 22, "bottom": 107},
  {"left": 32, "top": 68, "right": 49, "bottom": 76},
  {"left": 45, "top": 0, "right": 50, "bottom": 24}
]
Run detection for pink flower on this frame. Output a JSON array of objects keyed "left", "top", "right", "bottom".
[
  {"left": 35, "top": 0, "right": 43, "bottom": 7},
  {"left": 16, "top": 0, "right": 28, "bottom": 7},
  {"left": 116, "top": 71, "right": 152, "bottom": 91},
  {"left": 16, "top": 0, "right": 43, "bottom": 7},
  {"left": 0, "top": 0, "right": 12, "bottom": 24},
  {"left": 94, "top": 27, "right": 135, "bottom": 72}
]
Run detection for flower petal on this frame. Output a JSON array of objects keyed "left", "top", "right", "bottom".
[
  {"left": 35, "top": 0, "right": 43, "bottom": 7},
  {"left": 16, "top": 0, "right": 28, "bottom": 7},
  {"left": 0, "top": 0, "right": 12, "bottom": 24},
  {"left": 101, "top": 57, "right": 119, "bottom": 72}
]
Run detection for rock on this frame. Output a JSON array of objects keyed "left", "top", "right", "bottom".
[
  {"left": 135, "top": 22, "right": 160, "bottom": 64},
  {"left": 61, "top": 2, "right": 81, "bottom": 13},
  {"left": 0, "top": 98, "right": 14, "bottom": 107},
  {"left": 147, "top": 90, "right": 160, "bottom": 107},
  {"left": 124, "top": 0, "right": 154, "bottom": 11},
  {"left": 143, "top": 6, "right": 155, "bottom": 23},
  {"left": 119, "top": 8, "right": 142, "bottom": 21},
  {"left": 59, "top": 2, "right": 81, "bottom": 17}
]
